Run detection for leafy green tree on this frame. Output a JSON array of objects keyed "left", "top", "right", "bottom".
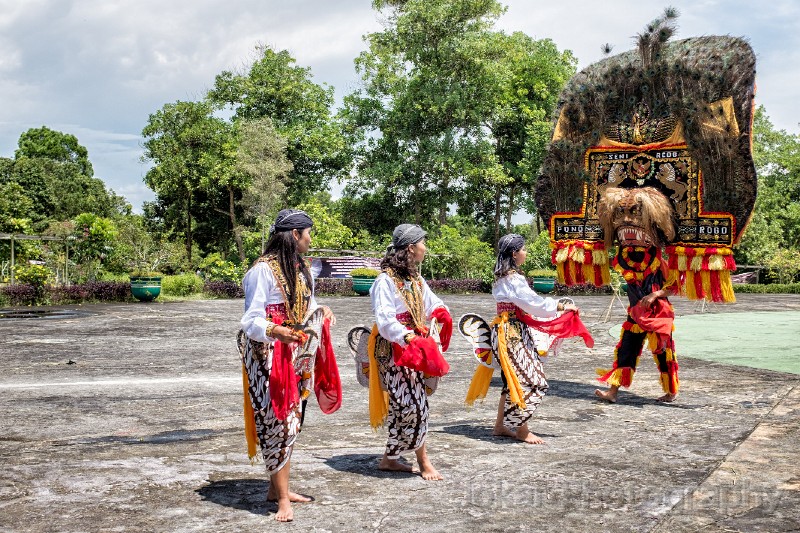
[
  {"left": 142, "top": 100, "right": 222, "bottom": 264},
  {"left": 343, "top": 0, "right": 575, "bottom": 244},
  {"left": 735, "top": 107, "right": 800, "bottom": 266},
  {"left": 15, "top": 126, "right": 93, "bottom": 177},
  {"left": 296, "top": 200, "right": 355, "bottom": 250},
  {"left": 1, "top": 129, "right": 127, "bottom": 228},
  {"left": 236, "top": 118, "right": 293, "bottom": 256},
  {"left": 208, "top": 46, "right": 352, "bottom": 204},
  {"left": 426, "top": 224, "right": 494, "bottom": 280}
]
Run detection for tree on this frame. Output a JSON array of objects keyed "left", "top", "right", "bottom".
[
  {"left": 343, "top": 0, "right": 575, "bottom": 244},
  {"left": 142, "top": 100, "right": 222, "bottom": 264},
  {"left": 236, "top": 118, "right": 293, "bottom": 256},
  {"left": 208, "top": 46, "right": 352, "bottom": 204},
  {"left": 735, "top": 107, "right": 800, "bottom": 267},
  {"left": 1, "top": 129, "right": 126, "bottom": 229},
  {"left": 15, "top": 126, "right": 93, "bottom": 178}
]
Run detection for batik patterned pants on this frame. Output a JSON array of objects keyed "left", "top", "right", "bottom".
[
  {"left": 239, "top": 331, "right": 302, "bottom": 476},
  {"left": 492, "top": 319, "right": 549, "bottom": 430},
  {"left": 377, "top": 346, "right": 429, "bottom": 459}
]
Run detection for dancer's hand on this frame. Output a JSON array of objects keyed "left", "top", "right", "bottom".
[
  {"left": 272, "top": 325, "right": 302, "bottom": 344},
  {"left": 321, "top": 305, "right": 336, "bottom": 325}
]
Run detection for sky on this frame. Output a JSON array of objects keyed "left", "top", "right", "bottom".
[{"left": 1, "top": 0, "right": 797, "bottom": 213}]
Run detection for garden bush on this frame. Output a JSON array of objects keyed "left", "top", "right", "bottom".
[
  {"left": 733, "top": 283, "right": 800, "bottom": 294},
  {"left": 349, "top": 267, "right": 380, "bottom": 278},
  {"left": 427, "top": 278, "right": 489, "bottom": 294},
  {"left": 315, "top": 278, "right": 354, "bottom": 296},
  {"left": 161, "top": 274, "right": 204, "bottom": 296},
  {"left": 203, "top": 280, "right": 244, "bottom": 299},
  {"left": 50, "top": 282, "right": 131, "bottom": 304},
  {"left": 1, "top": 284, "right": 39, "bottom": 306}
]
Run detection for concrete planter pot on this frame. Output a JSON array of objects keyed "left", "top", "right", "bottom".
[
  {"left": 532, "top": 276, "right": 556, "bottom": 294},
  {"left": 130, "top": 276, "right": 162, "bottom": 302},
  {"left": 351, "top": 277, "right": 376, "bottom": 296}
]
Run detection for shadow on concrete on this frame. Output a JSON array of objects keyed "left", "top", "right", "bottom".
[
  {"left": 324, "top": 453, "right": 418, "bottom": 479},
  {"left": 440, "top": 424, "right": 559, "bottom": 443},
  {"left": 67, "top": 429, "right": 223, "bottom": 446},
  {"left": 196, "top": 479, "right": 269, "bottom": 515}
]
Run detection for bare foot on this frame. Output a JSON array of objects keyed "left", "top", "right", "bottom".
[
  {"left": 594, "top": 388, "right": 618, "bottom": 403},
  {"left": 492, "top": 425, "right": 517, "bottom": 438},
  {"left": 418, "top": 461, "right": 444, "bottom": 481},
  {"left": 657, "top": 392, "right": 678, "bottom": 403},
  {"left": 378, "top": 457, "right": 413, "bottom": 472},
  {"left": 267, "top": 490, "right": 313, "bottom": 503},
  {"left": 274, "top": 498, "right": 293, "bottom": 522},
  {"left": 493, "top": 425, "right": 543, "bottom": 444},
  {"left": 515, "top": 426, "right": 544, "bottom": 444}
]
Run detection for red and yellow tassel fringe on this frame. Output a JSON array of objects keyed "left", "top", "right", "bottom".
[
  {"left": 551, "top": 240, "right": 610, "bottom": 287},
  {"left": 665, "top": 246, "right": 736, "bottom": 303}
]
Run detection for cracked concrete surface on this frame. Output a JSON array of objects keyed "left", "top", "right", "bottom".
[{"left": 0, "top": 294, "right": 798, "bottom": 532}]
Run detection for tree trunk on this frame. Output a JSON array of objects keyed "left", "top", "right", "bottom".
[
  {"left": 493, "top": 186, "right": 501, "bottom": 249},
  {"left": 535, "top": 214, "right": 541, "bottom": 235},
  {"left": 229, "top": 185, "right": 245, "bottom": 262},
  {"left": 186, "top": 188, "right": 193, "bottom": 265},
  {"left": 505, "top": 185, "right": 516, "bottom": 232}
]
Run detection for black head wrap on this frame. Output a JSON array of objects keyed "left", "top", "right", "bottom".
[
  {"left": 494, "top": 233, "right": 526, "bottom": 278},
  {"left": 387, "top": 224, "right": 427, "bottom": 253},
  {"left": 270, "top": 209, "right": 313, "bottom": 236}
]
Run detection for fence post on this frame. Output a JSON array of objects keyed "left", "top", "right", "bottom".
[{"left": 9, "top": 235, "right": 15, "bottom": 285}]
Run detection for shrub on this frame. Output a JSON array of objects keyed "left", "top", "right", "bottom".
[
  {"left": 733, "top": 283, "right": 800, "bottom": 294},
  {"left": 200, "top": 253, "right": 247, "bottom": 283},
  {"left": 427, "top": 278, "right": 489, "bottom": 294},
  {"left": 528, "top": 268, "right": 557, "bottom": 278},
  {"left": 1, "top": 284, "right": 39, "bottom": 306},
  {"left": 315, "top": 278, "right": 354, "bottom": 296},
  {"left": 161, "top": 274, "right": 204, "bottom": 296},
  {"left": 204, "top": 280, "right": 244, "bottom": 298},
  {"left": 553, "top": 282, "right": 613, "bottom": 296},
  {"left": 349, "top": 267, "right": 380, "bottom": 278},
  {"left": 50, "top": 282, "right": 131, "bottom": 304}
]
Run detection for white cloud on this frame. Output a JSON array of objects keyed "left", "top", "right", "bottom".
[{"left": 0, "top": 0, "right": 797, "bottom": 213}]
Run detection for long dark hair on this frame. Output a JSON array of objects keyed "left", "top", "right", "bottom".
[
  {"left": 261, "top": 229, "right": 312, "bottom": 307},
  {"left": 380, "top": 247, "right": 418, "bottom": 279},
  {"left": 494, "top": 254, "right": 519, "bottom": 280}
]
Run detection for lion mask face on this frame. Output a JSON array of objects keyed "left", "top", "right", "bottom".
[{"left": 598, "top": 187, "right": 676, "bottom": 248}]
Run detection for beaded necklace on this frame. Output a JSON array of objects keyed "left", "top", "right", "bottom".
[
  {"left": 385, "top": 267, "right": 426, "bottom": 332},
  {"left": 254, "top": 255, "right": 311, "bottom": 324}
]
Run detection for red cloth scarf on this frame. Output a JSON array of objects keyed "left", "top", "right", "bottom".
[
  {"left": 393, "top": 335, "right": 450, "bottom": 377},
  {"left": 430, "top": 307, "right": 453, "bottom": 352},
  {"left": 629, "top": 298, "right": 674, "bottom": 351},
  {"left": 515, "top": 308, "right": 595, "bottom": 348},
  {"left": 314, "top": 318, "right": 342, "bottom": 414},
  {"left": 269, "top": 317, "right": 342, "bottom": 421}
]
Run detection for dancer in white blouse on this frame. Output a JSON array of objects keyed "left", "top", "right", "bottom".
[
  {"left": 367, "top": 224, "right": 452, "bottom": 480},
  {"left": 466, "top": 234, "right": 581, "bottom": 444},
  {"left": 239, "top": 209, "right": 339, "bottom": 522}
]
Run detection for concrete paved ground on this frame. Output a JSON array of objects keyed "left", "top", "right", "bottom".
[{"left": 0, "top": 294, "right": 798, "bottom": 532}]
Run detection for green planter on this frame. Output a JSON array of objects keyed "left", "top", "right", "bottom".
[
  {"left": 130, "top": 276, "right": 162, "bottom": 302},
  {"left": 532, "top": 276, "right": 556, "bottom": 294},
  {"left": 351, "top": 277, "right": 376, "bottom": 296}
]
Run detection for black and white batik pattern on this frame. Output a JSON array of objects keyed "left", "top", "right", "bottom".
[
  {"left": 238, "top": 331, "right": 302, "bottom": 476},
  {"left": 375, "top": 337, "right": 429, "bottom": 459},
  {"left": 492, "top": 320, "right": 548, "bottom": 430}
]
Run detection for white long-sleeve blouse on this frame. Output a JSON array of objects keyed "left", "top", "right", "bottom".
[
  {"left": 492, "top": 272, "right": 558, "bottom": 318},
  {"left": 240, "top": 262, "right": 318, "bottom": 343},
  {"left": 370, "top": 272, "right": 445, "bottom": 346}
]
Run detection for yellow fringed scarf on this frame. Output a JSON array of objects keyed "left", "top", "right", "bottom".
[
  {"left": 491, "top": 313, "right": 527, "bottom": 409},
  {"left": 242, "top": 364, "right": 258, "bottom": 464},
  {"left": 465, "top": 364, "right": 494, "bottom": 406},
  {"left": 367, "top": 325, "right": 389, "bottom": 429}
]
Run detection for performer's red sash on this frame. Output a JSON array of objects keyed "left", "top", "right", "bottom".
[{"left": 515, "top": 308, "right": 595, "bottom": 348}]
